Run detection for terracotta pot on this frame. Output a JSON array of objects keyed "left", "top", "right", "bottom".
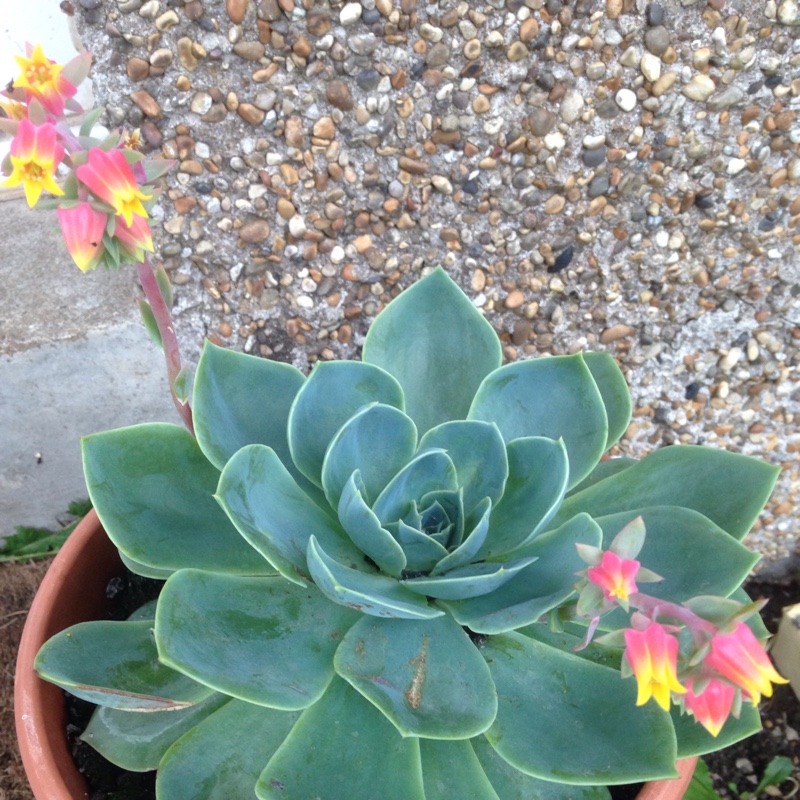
[
  {"left": 15, "top": 509, "right": 121, "bottom": 800},
  {"left": 15, "top": 511, "right": 697, "bottom": 800}
]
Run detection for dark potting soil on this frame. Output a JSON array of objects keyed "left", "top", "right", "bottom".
[
  {"left": 64, "top": 568, "right": 162, "bottom": 800},
  {"left": 65, "top": 572, "right": 798, "bottom": 800}
]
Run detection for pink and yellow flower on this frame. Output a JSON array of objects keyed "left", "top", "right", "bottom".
[
  {"left": 113, "top": 213, "right": 154, "bottom": 260},
  {"left": 76, "top": 148, "right": 151, "bottom": 227},
  {"left": 624, "top": 623, "right": 686, "bottom": 711},
  {"left": 13, "top": 44, "right": 77, "bottom": 117},
  {"left": 3, "top": 118, "right": 64, "bottom": 207},
  {"left": 704, "top": 622, "right": 788, "bottom": 705},
  {"left": 57, "top": 203, "right": 108, "bottom": 272},
  {"left": 683, "top": 678, "right": 736, "bottom": 737},
  {"left": 588, "top": 550, "right": 640, "bottom": 605}
]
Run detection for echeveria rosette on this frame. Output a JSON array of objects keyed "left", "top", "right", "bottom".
[{"left": 34, "top": 268, "right": 781, "bottom": 800}]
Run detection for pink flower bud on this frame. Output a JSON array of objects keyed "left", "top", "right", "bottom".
[
  {"left": 704, "top": 622, "right": 788, "bottom": 705},
  {"left": 624, "top": 623, "right": 686, "bottom": 712}
]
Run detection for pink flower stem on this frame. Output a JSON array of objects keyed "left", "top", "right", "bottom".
[
  {"left": 136, "top": 256, "right": 194, "bottom": 435},
  {"left": 54, "top": 120, "right": 83, "bottom": 156},
  {"left": 630, "top": 593, "right": 718, "bottom": 636}
]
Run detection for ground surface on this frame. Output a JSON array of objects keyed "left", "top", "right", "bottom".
[{"left": 68, "top": 0, "right": 800, "bottom": 576}]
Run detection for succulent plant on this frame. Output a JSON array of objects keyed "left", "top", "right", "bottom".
[{"left": 36, "top": 268, "right": 780, "bottom": 800}]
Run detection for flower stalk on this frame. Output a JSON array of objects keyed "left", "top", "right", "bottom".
[
  {"left": 136, "top": 257, "right": 194, "bottom": 434},
  {"left": 576, "top": 518, "right": 788, "bottom": 737},
  {"left": 2, "top": 43, "right": 192, "bottom": 433}
]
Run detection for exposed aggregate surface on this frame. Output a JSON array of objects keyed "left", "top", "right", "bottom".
[{"left": 68, "top": 0, "right": 799, "bottom": 575}]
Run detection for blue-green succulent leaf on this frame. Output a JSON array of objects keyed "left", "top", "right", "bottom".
[
  {"left": 483, "top": 633, "right": 678, "bottom": 783},
  {"left": 418, "top": 421, "right": 508, "bottom": 513},
  {"left": 480, "top": 437, "right": 569, "bottom": 558},
  {"left": 82, "top": 424, "right": 269, "bottom": 574},
  {"left": 401, "top": 557, "right": 537, "bottom": 601},
  {"left": 119, "top": 551, "right": 176, "bottom": 580},
  {"left": 443, "top": 513, "right": 602, "bottom": 634},
  {"left": 554, "top": 445, "right": 780, "bottom": 540},
  {"left": 468, "top": 354, "right": 608, "bottom": 489},
  {"left": 592, "top": 508, "right": 759, "bottom": 631},
  {"left": 193, "top": 341, "right": 303, "bottom": 472},
  {"left": 34, "top": 620, "right": 213, "bottom": 711},
  {"left": 158, "top": 701, "right": 300, "bottom": 800},
  {"left": 338, "top": 472, "right": 407, "bottom": 576},
  {"left": 471, "top": 736, "right": 612, "bottom": 800},
  {"left": 566, "top": 457, "right": 636, "bottom": 497},
  {"left": 334, "top": 615, "right": 497, "bottom": 739},
  {"left": 420, "top": 488, "right": 464, "bottom": 548},
  {"left": 155, "top": 570, "right": 360, "bottom": 710},
  {"left": 432, "top": 497, "right": 491, "bottom": 575},
  {"left": 395, "top": 520, "right": 450, "bottom": 573},
  {"left": 373, "top": 449, "right": 458, "bottom": 525},
  {"left": 307, "top": 537, "right": 444, "bottom": 620},
  {"left": 671, "top": 701, "right": 761, "bottom": 758},
  {"left": 362, "top": 267, "right": 502, "bottom": 437},
  {"left": 288, "top": 361, "right": 404, "bottom": 487},
  {"left": 322, "top": 403, "right": 417, "bottom": 509},
  {"left": 216, "top": 445, "right": 363, "bottom": 585},
  {"left": 582, "top": 352, "right": 632, "bottom": 451},
  {"left": 193, "top": 344, "right": 326, "bottom": 508},
  {"left": 420, "top": 740, "right": 501, "bottom": 800},
  {"left": 81, "top": 693, "right": 228, "bottom": 772},
  {"left": 257, "top": 678, "right": 425, "bottom": 800},
  {"left": 519, "top": 624, "right": 623, "bottom": 671}
]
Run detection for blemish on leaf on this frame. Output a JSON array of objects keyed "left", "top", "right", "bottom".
[{"left": 405, "top": 635, "right": 429, "bottom": 709}]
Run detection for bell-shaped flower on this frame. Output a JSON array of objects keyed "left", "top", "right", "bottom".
[
  {"left": 588, "top": 550, "right": 639, "bottom": 606},
  {"left": 76, "top": 148, "right": 151, "bottom": 227},
  {"left": 624, "top": 623, "right": 686, "bottom": 711},
  {"left": 682, "top": 677, "right": 736, "bottom": 737},
  {"left": 3, "top": 118, "right": 64, "bottom": 207},
  {"left": 113, "top": 213, "right": 154, "bottom": 261},
  {"left": 704, "top": 622, "right": 788, "bottom": 705},
  {"left": 58, "top": 203, "right": 108, "bottom": 272},
  {"left": 13, "top": 43, "right": 77, "bottom": 117}
]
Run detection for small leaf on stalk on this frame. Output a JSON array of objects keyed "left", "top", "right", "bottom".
[
  {"left": 155, "top": 263, "right": 173, "bottom": 307},
  {"left": 79, "top": 105, "right": 105, "bottom": 138},
  {"left": 142, "top": 158, "right": 176, "bottom": 182},
  {"left": 173, "top": 367, "right": 192, "bottom": 406}
]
